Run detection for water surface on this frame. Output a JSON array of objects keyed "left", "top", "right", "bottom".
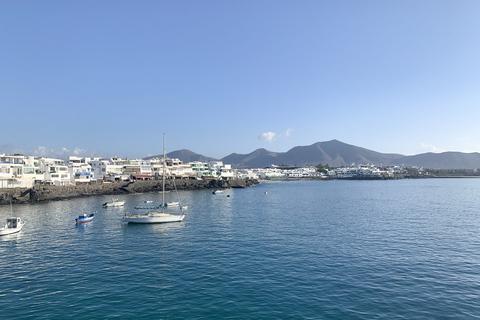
[{"left": 1, "top": 179, "right": 480, "bottom": 319}]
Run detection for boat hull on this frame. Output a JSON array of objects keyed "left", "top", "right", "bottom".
[
  {"left": 0, "top": 222, "right": 25, "bottom": 236},
  {"left": 76, "top": 214, "right": 95, "bottom": 224},
  {"left": 165, "top": 202, "right": 179, "bottom": 206},
  {"left": 103, "top": 202, "right": 125, "bottom": 207},
  {"left": 122, "top": 212, "right": 185, "bottom": 224},
  {"left": 0, "top": 227, "right": 24, "bottom": 236}
]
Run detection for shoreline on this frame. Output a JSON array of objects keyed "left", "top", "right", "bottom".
[
  {"left": 259, "top": 175, "right": 480, "bottom": 181},
  {"left": 0, "top": 178, "right": 259, "bottom": 205}
]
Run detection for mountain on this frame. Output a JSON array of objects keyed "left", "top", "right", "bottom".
[
  {"left": 149, "top": 140, "right": 480, "bottom": 169},
  {"left": 278, "top": 140, "right": 404, "bottom": 167},
  {"left": 218, "top": 140, "right": 480, "bottom": 169},
  {"left": 221, "top": 148, "right": 280, "bottom": 168},
  {"left": 391, "top": 152, "right": 480, "bottom": 169},
  {"left": 221, "top": 140, "right": 405, "bottom": 168},
  {"left": 145, "top": 149, "right": 217, "bottom": 163}
]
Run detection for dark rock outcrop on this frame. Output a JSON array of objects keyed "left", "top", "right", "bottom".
[{"left": 0, "top": 178, "right": 259, "bottom": 205}]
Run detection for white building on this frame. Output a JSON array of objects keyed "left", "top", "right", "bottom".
[
  {"left": 67, "top": 156, "right": 98, "bottom": 184},
  {"left": 0, "top": 154, "right": 44, "bottom": 188},
  {"left": 190, "top": 161, "right": 210, "bottom": 178},
  {"left": 37, "top": 157, "right": 71, "bottom": 186},
  {"left": 208, "top": 161, "right": 235, "bottom": 180},
  {"left": 89, "top": 159, "right": 124, "bottom": 181},
  {"left": 0, "top": 151, "right": 241, "bottom": 188}
]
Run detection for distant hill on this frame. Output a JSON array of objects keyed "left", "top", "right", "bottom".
[
  {"left": 145, "top": 149, "right": 217, "bottom": 163},
  {"left": 221, "top": 148, "right": 280, "bottom": 168},
  {"left": 148, "top": 140, "right": 480, "bottom": 169},
  {"left": 391, "top": 152, "right": 480, "bottom": 169},
  {"left": 278, "top": 140, "right": 404, "bottom": 167},
  {"left": 221, "top": 140, "right": 405, "bottom": 168}
]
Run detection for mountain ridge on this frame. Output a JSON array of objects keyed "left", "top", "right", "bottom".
[{"left": 146, "top": 140, "right": 480, "bottom": 169}]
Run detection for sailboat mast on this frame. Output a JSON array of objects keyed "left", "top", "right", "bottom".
[{"left": 162, "top": 133, "right": 166, "bottom": 212}]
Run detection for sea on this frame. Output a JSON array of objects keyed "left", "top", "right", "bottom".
[{"left": 1, "top": 179, "right": 480, "bottom": 319}]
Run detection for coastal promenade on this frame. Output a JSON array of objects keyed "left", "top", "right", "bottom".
[{"left": 0, "top": 178, "right": 258, "bottom": 205}]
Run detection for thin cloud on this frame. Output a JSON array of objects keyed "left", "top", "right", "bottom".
[
  {"left": 418, "top": 143, "right": 446, "bottom": 153},
  {"left": 29, "top": 146, "right": 98, "bottom": 158},
  {"left": 258, "top": 132, "right": 278, "bottom": 143},
  {"left": 258, "top": 128, "right": 294, "bottom": 143},
  {"left": 32, "top": 146, "right": 53, "bottom": 157}
]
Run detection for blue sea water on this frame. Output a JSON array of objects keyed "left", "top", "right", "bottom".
[{"left": 1, "top": 179, "right": 480, "bottom": 319}]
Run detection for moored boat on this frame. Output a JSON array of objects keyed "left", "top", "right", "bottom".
[
  {"left": 76, "top": 213, "right": 95, "bottom": 224},
  {"left": 165, "top": 201, "right": 179, "bottom": 206},
  {"left": 122, "top": 211, "right": 185, "bottom": 224},
  {"left": 103, "top": 198, "right": 125, "bottom": 207},
  {"left": 0, "top": 217, "right": 25, "bottom": 236},
  {"left": 122, "top": 134, "right": 185, "bottom": 224}
]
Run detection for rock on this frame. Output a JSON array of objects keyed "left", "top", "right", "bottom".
[{"left": 0, "top": 178, "right": 259, "bottom": 205}]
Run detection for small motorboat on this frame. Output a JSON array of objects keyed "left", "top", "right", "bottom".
[
  {"left": 103, "top": 198, "right": 125, "bottom": 207},
  {"left": 212, "top": 190, "right": 224, "bottom": 194},
  {"left": 0, "top": 217, "right": 25, "bottom": 236},
  {"left": 76, "top": 213, "right": 95, "bottom": 224}
]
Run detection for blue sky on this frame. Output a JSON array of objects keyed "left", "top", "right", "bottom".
[{"left": 2, "top": 1, "right": 480, "bottom": 159}]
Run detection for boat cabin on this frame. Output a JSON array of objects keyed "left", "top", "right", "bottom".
[{"left": 6, "top": 218, "right": 21, "bottom": 229}]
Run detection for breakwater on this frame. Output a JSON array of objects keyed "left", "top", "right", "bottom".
[{"left": 0, "top": 178, "right": 258, "bottom": 205}]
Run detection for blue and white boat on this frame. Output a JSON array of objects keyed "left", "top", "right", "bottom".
[{"left": 76, "top": 213, "right": 95, "bottom": 224}]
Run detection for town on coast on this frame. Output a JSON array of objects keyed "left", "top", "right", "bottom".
[
  {"left": 1, "top": 153, "right": 477, "bottom": 205},
  {"left": 0, "top": 153, "right": 259, "bottom": 205}
]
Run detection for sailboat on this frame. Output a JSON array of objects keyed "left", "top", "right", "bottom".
[{"left": 122, "top": 134, "right": 185, "bottom": 224}]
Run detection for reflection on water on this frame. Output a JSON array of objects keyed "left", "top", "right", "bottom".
[{"left": 0, "top": 232, "right": 23, "bottom": 243}]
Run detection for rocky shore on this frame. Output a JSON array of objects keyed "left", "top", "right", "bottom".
[{"left": 0, "top": 178, "right": 259, "bottom": 205}]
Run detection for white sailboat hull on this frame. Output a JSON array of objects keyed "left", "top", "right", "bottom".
[{"left": 122, "top": 212, "right": 185, "bottom": 224}]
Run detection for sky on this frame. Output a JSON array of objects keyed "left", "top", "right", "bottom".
[{"left": 1, "top": 0, "right": 480, "bottom": 159}]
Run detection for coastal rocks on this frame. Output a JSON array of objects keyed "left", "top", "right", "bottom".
[{"left": 0, "top": 178, "right": 259, "bottom": 205}]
